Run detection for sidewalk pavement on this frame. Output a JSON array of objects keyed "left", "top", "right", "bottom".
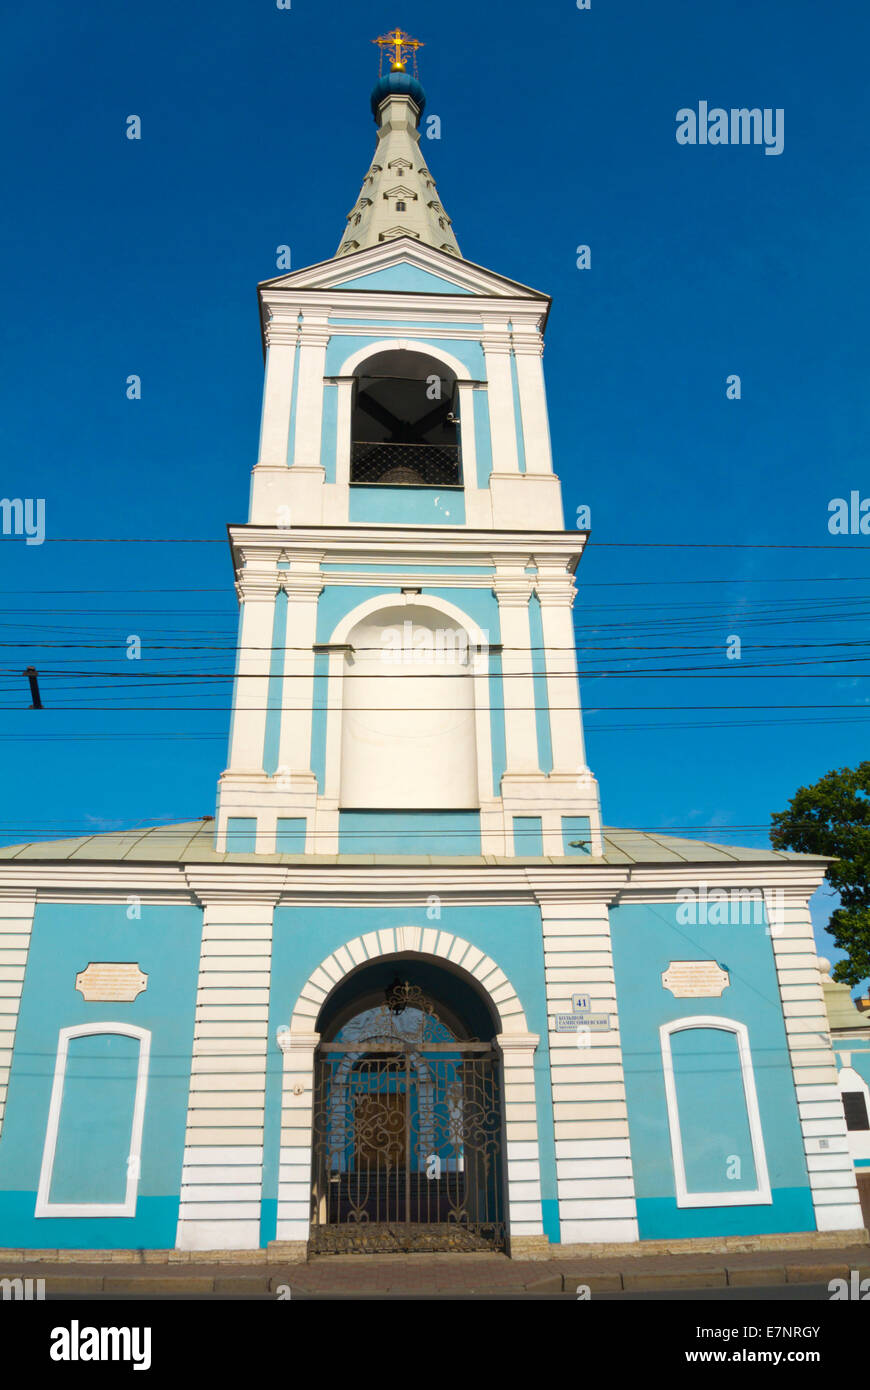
[{"left": 3, "top": 1243, "right": 869, "bottom": 1297}]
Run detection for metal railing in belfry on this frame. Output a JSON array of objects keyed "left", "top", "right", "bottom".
[{"left": 350, "top": 440, "right": 462, "bottom": 487}]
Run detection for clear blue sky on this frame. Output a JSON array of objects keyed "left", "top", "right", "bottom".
[{"left": 1, "top": 1, "right": 867, "bottom": 971}]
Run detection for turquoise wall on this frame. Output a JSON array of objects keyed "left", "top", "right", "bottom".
[
  {"left": 324, "top": 333, "right": 484, "bottom": 379},
  {"left": 338, "top": 810, "right": 481, "bottom": 855},
  {"left": 509, "top": 345, "right": 526, "bottom": 473},
  {"left": 315, "top": 585, "right": 500, "bottom": 645},
  {"left": 261, "top": 903, "right": 560, "bottom": 1244},
  {"left": 670, "top": 1027, "right": 757, "bottom": 1192},
  {"left": 330, "top": 265, "right": 474, "bottom": 295},
  {"left": 276, "top": 818, "right": 307, "bottom": 853},
  {"left": 329, "top": 318, "right": 480, "bottom": 332},
  {"left": 527, "top": 593, "right": 553, "bottom": 774},
  {"left": 226, "top": 817, "right": 256, "bottom": 852},
  {"left": 48, "top": 1032, "right": 140, "bottom": 1205},
  {"left": 562, "top": 817, "right": 592, "bottom": 854},
  {"left": 320, "top": 381, "right": 338, "bottom": 482},
  {"left": 286, "top": 337, "right": 300, "bottom": 464},
  {"left": 0, "top": 903, "right": 202, "bottom": 1248},
  {"left": 263, "top": 588, "right": 287, "bottom": 775},
  {"left": 513, "top": 816, "right": 544, "bottom": 855},
  {"left": 610, "top": 901, "right": 814, "bottom": 1238},
  {"left": 349, "top": 486, "right": 465, "bottom": 525},
  {"left": 472, "top": 388, "right": 493, "bottom": 486}
]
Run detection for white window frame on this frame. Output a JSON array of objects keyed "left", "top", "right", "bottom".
[
  {"left": 35, "top": 1022, "right": 151, "bottom": 1218},
  {"left": 660, "top": 1015, "right": 772, "bottom": 1208}
]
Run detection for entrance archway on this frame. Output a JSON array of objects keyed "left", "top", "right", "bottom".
[
  {"left": 275, "top": 932, "right": 544, "bottom": 1255},
  {"left": 310, "top": 959, "right": 504, "bottom": 1253}
]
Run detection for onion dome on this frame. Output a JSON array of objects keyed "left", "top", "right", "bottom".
[{"left": 370, "top": 69, "right": 426, "bottom": 120}]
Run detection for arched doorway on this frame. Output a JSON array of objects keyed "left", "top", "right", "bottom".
[{"left": 310, "top": 959, "right": 505, "bottom": 1253}]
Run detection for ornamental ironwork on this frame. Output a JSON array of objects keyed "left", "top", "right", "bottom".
[
  {"left": 309, "top": 985, "right": 504, "bottom": 1254},
  {"left": 350, "top": 440, "right": 462, "bottom": 487}
]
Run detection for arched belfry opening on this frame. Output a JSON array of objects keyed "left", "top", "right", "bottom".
[
  {"left": 310, "top": 957, "right": 505, "bottom": 1253},
  {"left": 350, "top": 349, "right": 462, "bottom": 488}
]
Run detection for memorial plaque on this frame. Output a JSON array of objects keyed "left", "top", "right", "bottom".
[
  {"left": 661, "top": 960, "right": 729, "bottom": 998},
  {"left": 75, "top": 962, "right": 148, "bottom": 1002}
]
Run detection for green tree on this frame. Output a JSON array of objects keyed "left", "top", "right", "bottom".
[{"left": 770, "top": 761, "right": 870, "bottom": 987}]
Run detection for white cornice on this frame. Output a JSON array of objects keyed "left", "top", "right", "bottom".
[
  {"left": 263, "top": 291, "right": 547, "bottom": 333},
  {"left": 228, "top": 526, "right": 587, "bottom": 572},
  {"left": 259, "top": 238, "right": 549, "bottom": 307},
  {"left": 0, "top": 859, "right": 826, "bottom": 907}
]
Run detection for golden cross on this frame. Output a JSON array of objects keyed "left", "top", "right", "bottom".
[{"left": 372, "top": 28, "right": 424, "bottom": 75}]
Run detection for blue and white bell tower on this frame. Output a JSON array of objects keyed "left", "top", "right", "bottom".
[
  {"left": 0, "top": 32, "right": 861, "bottom": 1264},
  {"left": 215, "top": 36, "right": 603, "bottom": 863}
]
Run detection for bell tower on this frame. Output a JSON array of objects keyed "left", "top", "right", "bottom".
[{"left": 215, "top": 32, "right": 603, "bottom": 860}]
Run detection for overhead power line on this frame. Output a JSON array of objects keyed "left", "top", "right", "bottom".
[{"left": 4, "top": 536, "right": 870, "bottom": 550}]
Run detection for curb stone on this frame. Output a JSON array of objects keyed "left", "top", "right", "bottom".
[
  {"left": 102, "top": 1276, "right": 215, "bottom": 1295},
  {"left": 44, "top": 1277, "right": 105, "bottom": 1295},
  {"left": 727, "top": 1266, "right": 787, "bottom": 1287},
  {"left": 623, "top": 1267, "right": 728, "bottom": 1292},
  {"left": 213, "top": 1275, "right": 272, "bottom": 1295},
  {"left": 784, "top": 1264, "right": 849, "bottom": 1285}
]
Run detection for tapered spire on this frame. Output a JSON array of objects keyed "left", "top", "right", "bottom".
[{"left": 336, "top": 30, "right": 461, "bottom": 259}]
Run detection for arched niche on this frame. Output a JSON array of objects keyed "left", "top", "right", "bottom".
[{"left": 339, "top": 600, "right": 481, "bottom": 809}]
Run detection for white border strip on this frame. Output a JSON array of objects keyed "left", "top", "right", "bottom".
[
  {"left": 35, "top": 1022, "right": 151, "bottom": 1218},
  {"left": 660, "top": 1015, "right": 772, "bottom": 1208}
]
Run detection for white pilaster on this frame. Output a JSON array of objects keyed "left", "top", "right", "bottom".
[
  {"left": 176, "top": 898, "right": 276, "bottom": 1251},
  {"left": 540, "top": 899, "right": 639, "bottom": 1244},
  {"left": 275, "top": 1030, "right": 319, "bottom": 1242},
  {"left": 496, "top": 1032, "right": 546, "bottom": 1238},
  {"left": 765, "top": 888, "right": 864, "bottom": 1232},
  {"left": 225, "top": 574, "right": 281, "bottom": 776},
  {"left": 0, "top": 895, "right": 37, "bottom": 1142},
  {"left": 258, "top": 317, "right": 298, "bottom": 467},
  {"left": 482, "top": 318, "right": 520, "bottom": 474},
  {"left": 535, "top": 571, "right": 586, "bottom": 773},
  {"left": 276, "top": 568, "right": 323, "bottom": 793},
  {"left": 493, "top": 574, "right": 540, "bottom": 780},
  {"left": 291, "top": 314, "right": 331, "bottom": 469},
  {"left": 512, "top": 326, "right": 553, "bottom": 475}
]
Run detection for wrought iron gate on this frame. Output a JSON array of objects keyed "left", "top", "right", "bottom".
[{"left": 309, "top": 983, "right": 505, "bottom": 1254}]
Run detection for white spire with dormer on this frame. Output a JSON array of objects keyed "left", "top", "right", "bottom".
[{"left": 337, "top": 28, "right": 461, "bottom": 259}]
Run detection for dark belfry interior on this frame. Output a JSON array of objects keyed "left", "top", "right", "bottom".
[{"left": 350, "top": 348, "right": 462, "bottom": 486}]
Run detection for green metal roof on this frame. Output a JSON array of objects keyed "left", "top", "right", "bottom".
[{"left": 0, "top": 819, "right": 828, "bottom": 868}]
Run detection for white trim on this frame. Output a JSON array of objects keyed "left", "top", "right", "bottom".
[
  {"left": 659, "top": 1015, "right": 772, "bottom": 1209},
  {"left": 335, "top": 336, "right": 474, "bottom": 384},
  {"left": 35, "top": 1022, "right": 150, "bottom": 1218}
]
